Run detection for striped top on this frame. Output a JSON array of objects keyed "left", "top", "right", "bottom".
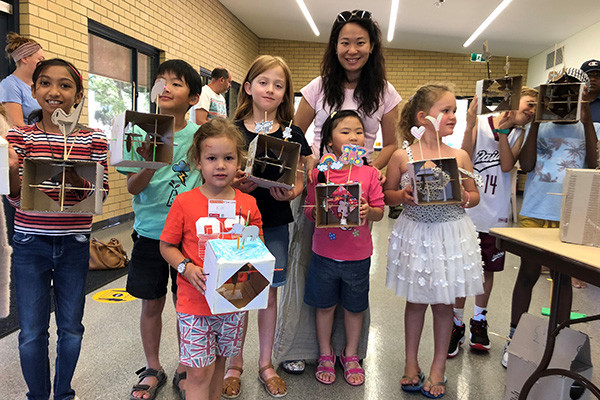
[{"left": 7, "top": 124, "right": 109, "bottom": 236}]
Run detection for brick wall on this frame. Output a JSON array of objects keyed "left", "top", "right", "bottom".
[{"left": 18, "top": 0, "right": 259, "bottom": 222}]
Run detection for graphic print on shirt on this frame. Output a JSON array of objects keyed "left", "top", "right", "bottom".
[
  {"left": 534, "top": 138, "right": 583, "bottom": 183},
  {"left": 473, "top": 149, "right": 501, "bottom": 173},
  {"left": 195, "top": 214, "right": 246, "bottom": 259},
  {"left": 167, "top": 160, "right": 191, "bottom": 206}
]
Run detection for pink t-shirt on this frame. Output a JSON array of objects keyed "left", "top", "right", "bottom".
[
  {"left": 305, "top": 165, "right": 384, "bottom": 261},
  {"left": 301, "top": 76, "right": 401, "bottom": 159}
]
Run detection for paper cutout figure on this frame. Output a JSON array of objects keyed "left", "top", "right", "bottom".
[
  {"left": 411, "top": 126, "right": 425, "bottom": 141},
  {"left": 51, "top": 95, "right": 85, "bottom": 140},
  {"left": 340, "top": 144, "right": 366, "bottom": 167},
  {"left": 254, "top": 120, "right": 273, "bottom": 135},
  {"left": 425, "top": 113, "right": 443, "bottom": 131},
  {"left": 150, "top": 78, "right": 166, "bottom": 104},
  {"left": 241, "top": 225, "right": 259, "bottom": 244},
  {"left": 282, "top": 126, "right": 292, "bottom": 140}
]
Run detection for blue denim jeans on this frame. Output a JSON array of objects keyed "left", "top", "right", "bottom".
[{"left": 13, "top": 232, "right": 90, "bottom": 400}]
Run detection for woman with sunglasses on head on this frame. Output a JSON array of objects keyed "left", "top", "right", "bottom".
[{"left": 273, "top": 9, "right": 401, "bottom": 376}]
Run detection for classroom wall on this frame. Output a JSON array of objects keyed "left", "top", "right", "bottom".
[
  {"left": 527, "top": 20, "right": 600, "bottom": 87},
  {"left": 18, "top": 0, "right": 259, "bottom": 223},
  {"left": 259, "top": 39, "right": 529, "bottom": 99}
]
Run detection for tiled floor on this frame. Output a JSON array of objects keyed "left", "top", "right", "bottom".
[{"left": 1, "top": 214, "right": 599, "bottom": 400}]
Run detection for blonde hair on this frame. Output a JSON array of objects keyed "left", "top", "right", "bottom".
[
  {"left": 234, "top": 55, "right": 294, "bottom": 123},
  {"left": 520, "top": 86, "right": 538, "bottom": 99},
  {"left": 187, "top": 117, "right": 247, "bottom": 167},
  {"left": 5, "top": 32, "right": 39, "bottom": 63},
  {"left": 398, "top": 83, "right": 454, "bottom": 144}
]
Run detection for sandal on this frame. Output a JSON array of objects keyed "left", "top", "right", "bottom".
[
  {"left": 130, "top": 367, "right": 167, "bottom": 400},
  {"left": 421, "top": 376, "right": 447, "bottom": 399},
  {"left": 258, "top": 364, "right": 287, "bottom": 398},
  {"left": 339, "top": 352, "right": 365, "bottom": 386},
  {"left": 401, "top": 371, "right": 425, "bottom": 392},
  {"left": 315, "top": 353, "right": 336, "bottom": 385},
  {"left": 280, "top": 359, "right": 305, "bottom": 375},
  {"left": 222, "top": 366, "right": 243, "bottom": 399},
  {"left": 173, "top": 369, "right": 186, "bottom": 400}
]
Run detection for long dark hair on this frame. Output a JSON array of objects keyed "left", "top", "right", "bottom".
[{"left": 321, "top": 14, "right": 386, "bottom": 117}]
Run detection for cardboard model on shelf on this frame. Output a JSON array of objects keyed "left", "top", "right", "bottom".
[
  {"left": 20, "top": 157, "right": 104, "bottom": 214},
  {"left": 244, "top": 134, "right": 300, "bottom": 189},
  {"left": 315, "top": 182, "right": 362, "bottom": 228},
  {"left": 535, "top": 82, "right": 583, "bottom": 122},
  {"left": 110, "top": 110, "right": 175, "bottom": 169},
  {"left": 560, "top": 168, "right": 600, "bottom": 247},
  {"left": 407, "top": 158, "right": 462, "bottom": 205},
  {"left": 203, "top": 237, "right": 275, "bottom": 314},
  {"left": 475, "top": 75, "right": 523, "bottom": 115},
  {"left": 0, "top": 137, "right": 8, "bottom": 195}
]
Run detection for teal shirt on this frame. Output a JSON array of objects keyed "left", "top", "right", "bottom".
[{"left": 117, "top": 121, "right": 202, "bottom": 239}]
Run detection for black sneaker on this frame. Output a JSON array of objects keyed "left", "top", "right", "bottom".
[
  {"left": 469, "top": 315, "right": 491, "bottom": 351},
  {"left": 447, "top": 322, "right": 465, "bottom": 358}
]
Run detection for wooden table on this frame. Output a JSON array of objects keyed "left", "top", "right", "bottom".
[{"left": 490, "top": 227, "right": 600, "bottom": 400}]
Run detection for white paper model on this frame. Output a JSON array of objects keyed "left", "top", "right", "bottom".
[{"left": 560, "top": 169, "right": 600, "bottom": 247}]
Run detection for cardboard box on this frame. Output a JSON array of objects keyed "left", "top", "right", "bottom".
[
  {"left": 244, "top": 134, "right": 301, "bottom": 190},
  {"left": 476, "top": 75, "right": 523, "bottom": 115},
  {"left": 110, "top": 110, "right": 175, "bottom": 169},
  {"left": 203, "top": 238, "right": 275, "bottom": 314},
  {"left": 21, "top": 157, "right": 104, "bottom": 214},
  {"left": 504, "top": 313, "right": 593, "bottom": 400},
  {"left": 407, "top": 158, "right": 462, "bottom": 205},
  {"left": 535, "top": 83, "right": 583, "bottom": 122},
  {"left": 0, "top": 137, "right": 8, "bottom": 195},
  {"left": 315, "top": 182, "right": 361, "bottom": 228},
  {"left": 560, "top": 169, "right": 600, "bottom": 247}
]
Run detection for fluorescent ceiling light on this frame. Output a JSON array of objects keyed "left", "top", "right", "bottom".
[
  {"left": 463, "top": 0, "right": 513, "bottom": 48},
  {"left": 296, "top": 0, "right": 320, "bottom": 36},
  {"left": 387, "top": 0, "right": 400, "bottom": 42}
]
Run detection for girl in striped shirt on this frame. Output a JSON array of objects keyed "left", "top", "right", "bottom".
[{"left": 6, "top": 58, "right": 108, "bottom": 400}]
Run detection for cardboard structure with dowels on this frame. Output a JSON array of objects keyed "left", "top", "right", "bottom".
[
  {"left": 476, "top": 75, "right": 523, "bottom": 115},
  {"left": 407, "top": 158, "right": 462, "bottom": 205},
  {"left": 110, "top": 110, "right": 175, "bottom": 169},
  {"left": 203, "top": 237, "right": 275, "bottom": 314},
  {"left": 21, "top": 157, "right": 104, "bottom": 214},
  {"left": 0, "top": 137, "right": 8, "bottom": 195},
  {"left": 560, "top": 168, "right": 600, "bottom": 247},
  {"left": 244, "top": 134, "right": 300, "bottom": 190},
  {"left": 535, "top": 82, "right": 583, "bottom": 122},
  {"left": 315, "top": 182, "right": 362, "bottom": 228}
]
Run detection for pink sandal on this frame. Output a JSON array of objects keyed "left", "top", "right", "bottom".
[
  {"left": 315, "top": 354, "right": 336, "bottom": 385},
  {"left": 340, "top": 353, "right": 365, "bottom": 386}
]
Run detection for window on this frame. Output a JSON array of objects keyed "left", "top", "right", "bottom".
[{"left": 87, "top": 21, "right": 159, "bottom": 133}]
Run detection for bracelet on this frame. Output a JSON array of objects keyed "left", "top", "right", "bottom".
[
  {"left": 462, "top": 191, "right": 471, "bottom": 208},
  {"left": 493, "top": 128, "right": 511, "bottom": 135}
]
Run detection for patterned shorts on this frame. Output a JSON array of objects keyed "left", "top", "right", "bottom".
[{"left": 177, "top": 312, "right": 247, "bottom": 368}]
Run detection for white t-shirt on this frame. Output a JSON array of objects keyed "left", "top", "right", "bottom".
[
  {"left": 466, "top": 116, "right": 524, "bottom": 232},
  {"left": 188, "top": 85, "right": 227, "bottom": 124}
]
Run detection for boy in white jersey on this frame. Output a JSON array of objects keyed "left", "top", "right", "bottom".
[{"left": 447, "top": 88, "right": 538, "bottom": 358}]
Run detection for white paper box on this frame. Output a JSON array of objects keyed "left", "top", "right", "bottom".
[
  {"left": 110, "top": 110, "right": 175, "bottom": 169},
  {"left": 0, "top": 137, "right": 8, "bottom": 195},
  {"left": 560, "top": 169, "right": 600, "bottom": 247},
  {"left": 203, "top": 238, "right": 275, "bottom": 314},
  {"left": 504, "top": 313, "right": 593, "bottom": 400}
]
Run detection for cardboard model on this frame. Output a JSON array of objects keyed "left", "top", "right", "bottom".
[
  {"left": 203, "top": 238, "right": 275, "bottom": 314},
  {"left": 536, "top": 82, "right": 583, "bottom": 122},
  {"left": 407, "top": 158, "right": 461, "bottom": 205},
  {"left": 21, "top": 157, "right": 104, "bottom": 214},
  {"left": 315, "top": 182, "right": 362, "bottom": 228},
  {"left": 504, "top": 313, "right": 593, "bottom": 400},
  {"left": 476, "top": 75, "right": 523, "bottom": 115},
  {"left": 0, "top": 137, "right": 8, "bottom": 195},
  {"left": 244, "top": 134, "right": 300, "bottom": 190},
  {"left": 560, "top": 169, "right": 600, "bottom": 247},
  {"left": 110, "top": 110, "right": 175, "bottom": 169}
]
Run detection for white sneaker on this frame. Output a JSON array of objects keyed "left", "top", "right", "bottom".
[{"left": 502, "top": 342, "right": 509, "bottom": 368}]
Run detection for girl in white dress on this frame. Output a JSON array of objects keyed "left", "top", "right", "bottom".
[{"left": 384, "top": 83, "right": 483, "bottom": 399}]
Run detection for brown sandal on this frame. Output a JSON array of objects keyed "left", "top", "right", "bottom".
[
  {"left": 258, "top": 364, "right": 287, "bottom": 398},
  {"left": 222, "top": 366, "right": 243, "bottom": 399}
]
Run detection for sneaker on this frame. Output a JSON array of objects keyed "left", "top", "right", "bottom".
[
  {"left": 502, "top": 341, "right": 509, "bottom": 368},
  {"left": 281, "top": 359, "right": 305, "bottom": 375},
  {"left": 447, "top": 322, "right": 465, "bottom": 358},
  {"left": 469, "top": 316, "right": 491, "bottom": 351}
]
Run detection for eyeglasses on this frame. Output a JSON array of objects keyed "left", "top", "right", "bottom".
[{"left": 336, "top": 10, "right": 372, "bottom": 24}]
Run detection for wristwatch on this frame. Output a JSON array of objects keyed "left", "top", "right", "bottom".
[{"left": 177, "top": 258, "right": 191, "bottom": 275}]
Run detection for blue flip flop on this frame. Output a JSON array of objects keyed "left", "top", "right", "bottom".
[
  {"left": 420, "top": 376, "right": 447, "bottom": 399},
  {"left": 401, "top": 371, "right": 425, "bottom": 392}
]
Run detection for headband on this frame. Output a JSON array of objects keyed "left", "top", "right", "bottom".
[{"left": 11, "top": 42, "right": 42, "bottom": 63}]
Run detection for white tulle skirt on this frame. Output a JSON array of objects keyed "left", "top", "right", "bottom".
[{"left": 386, "top": 213, "right": 484, "bottom": 305}]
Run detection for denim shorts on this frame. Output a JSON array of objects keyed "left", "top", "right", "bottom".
[
  {"left": 263, "top": 225, "right": 289, "bottom": 287},
  {"left": 126, "top": 231, "right": 178, "bottom": 299},
  {"left": 304, "top": 252, "right": 370, "bottom": 313}
]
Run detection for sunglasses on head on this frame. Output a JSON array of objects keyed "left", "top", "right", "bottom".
[{"left": 336, "top": 9, "right": 372, "bottom": 24}]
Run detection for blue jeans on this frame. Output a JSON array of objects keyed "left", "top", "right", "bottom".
[{"left": 13, "top": 232, "right": 90, "bottom": 400}]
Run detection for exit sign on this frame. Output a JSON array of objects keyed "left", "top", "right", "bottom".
[{"left": 470, "top": 53, "right": 486, "bottom": 62}]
